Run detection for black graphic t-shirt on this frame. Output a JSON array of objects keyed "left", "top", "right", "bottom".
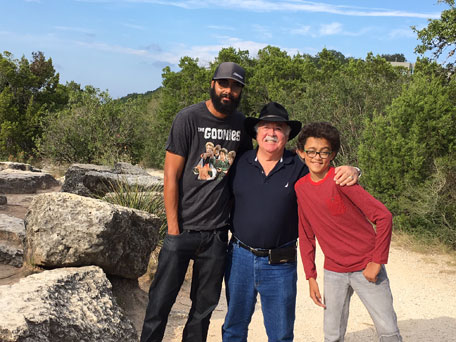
[{"left": 165, "top": 101, "right": 252, "bottom": 231}]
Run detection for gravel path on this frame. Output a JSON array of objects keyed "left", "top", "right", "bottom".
[{"left": 164, "top": 243, "right": 456, "bottom": 342}]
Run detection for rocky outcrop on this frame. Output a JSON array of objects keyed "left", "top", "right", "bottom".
[
  {"left": 0, "top": 266, "right": 138, "bottom": 342},
  {"left": 60, "top": 163, "right": 112, "bottom": 197},
  {"left": 0, "top": 169, "right": 60, "bottom": 194},
  {"left": 0, "top": 214, "right": 25, "bottom": 267},
  {"left": 114, "top": 161, "right": 150, "bottom": 176},
  {"left": 0, "top": 242, "right": 23, "bottom": 267},
  {"left": 24, "top": 192, "right": 160, "bottom": 279},
  {"left": 0, "top": 214, "right": 25, "bottom": 244},
  {"left": 0, "top": 161, "right": 41, "bottom": 172},
  {"left": 61, "top": 162, "right": 163, "bottom": 198}
]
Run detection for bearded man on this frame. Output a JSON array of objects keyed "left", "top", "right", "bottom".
[{"left": 140, "top": 62, "right": 253, "bottom": 342}]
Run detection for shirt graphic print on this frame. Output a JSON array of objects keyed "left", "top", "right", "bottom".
[{"left": 192, "top": 128, "right": 238, "bottom": 181}]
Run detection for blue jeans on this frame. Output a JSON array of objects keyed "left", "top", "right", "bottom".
[
  {"left": 324, "top": 266, "right": 402, "bottom": 342},
  {"left": 222, "top": 240, "right": 297, "bottom": 342},
  {"left": 140, "top": 229, "right": 228, "bottom": 342}
]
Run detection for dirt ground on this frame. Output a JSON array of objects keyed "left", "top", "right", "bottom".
[
  {"left": 148, "top": 243, "right": 456, "bottom": 342},
  {"left": 1, "top": 187, "right": 456, "bottom": 341}
]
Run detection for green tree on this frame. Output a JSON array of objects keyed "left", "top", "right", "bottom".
[
  {"left": 37, "top": 85, "right": 150, "bottom": 165},
  {"left": 289, "top": 52, "right": 407, "bottom": 165},
  {"left": 413, "top": 0, "right": 456, "bottom": 66},
  {"left": 358, "top": 71, "right": 456, "bottom": 209},
  {"left": 0, "top": 51, "right": 68, "bottom": 160},
  {"left": 380, "top": 53, "right": 407, "bottom": 62}
]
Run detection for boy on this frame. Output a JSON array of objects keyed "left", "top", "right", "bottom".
[{"left": 294, "top": 122, "right": 402, "bottom": 342}]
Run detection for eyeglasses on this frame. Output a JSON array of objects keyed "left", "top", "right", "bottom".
[{"left": 303, "top": 149, "right": 332, "bottom": 159}]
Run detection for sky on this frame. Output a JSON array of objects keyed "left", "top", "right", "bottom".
[{"left": 0, "top": 0, "right": 449, "bottom": 98}]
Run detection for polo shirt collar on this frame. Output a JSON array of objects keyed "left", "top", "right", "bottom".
[{"left": 247, "top": 148, "right": 295, "bottom": 174}]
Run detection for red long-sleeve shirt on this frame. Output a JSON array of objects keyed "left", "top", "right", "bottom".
[{"left": 294, "top": 167, "right": 393, "bottom": 280}]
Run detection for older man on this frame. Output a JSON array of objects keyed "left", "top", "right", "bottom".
[{"left": 222, "top": 102, "right": 359, "bottom": 342}]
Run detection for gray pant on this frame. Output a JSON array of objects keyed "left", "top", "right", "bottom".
[{"left": 323, "top": 266, "right": 402, "bottom": 342}]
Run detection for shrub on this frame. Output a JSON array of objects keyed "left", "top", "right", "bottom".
[
  {"left": 37, "top": 86, "right": 151, "bottom": 165},
  {"left": 395, "top": 156, "right": 456, "bottom": 248}
]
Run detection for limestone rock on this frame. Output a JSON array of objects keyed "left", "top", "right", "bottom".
[
  {"left": 0, "top": 266, "right": 138, "bottom": 342},
  {"left": 114, "top": 161, "right": 150, "bottom": 175},
  {"left": 0, "top": 169, "right": 60, "bottom": 194},
  {"left": 0, "top": 161, "right": 40, "bottom": 172},
  {"left": 60, "top": 163, "right": 112, "bottom": 197},
  {"left": 0, "top": 214, "right": 26, "bottom": 244},
  {"left": 61, "top": 162, "right": 163, "bottom": 198},
  {"left": 24, "top": 192, "right": 160, "bottom": 279},
  {"left": 83, "top": 171, "right": 163, "bottom": 196},
  {"left": 0, "top": 241, "right": 23, "bottom": 267},
  {"left": 0, "top": 214, "right": 25, "bottom": 267},
  {"left": 0, "top": 194, "right": 6, "bottom": 205}
]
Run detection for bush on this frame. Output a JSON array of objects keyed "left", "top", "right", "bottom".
[
  {"left": 395, "top": 156, "right": 456, "bottom": 248},
  {"left": 37, "top": 86, "right": 151, "bottom": 165},
  {"left": 359, "top": 71, "right": 456, "bottom": 209}
]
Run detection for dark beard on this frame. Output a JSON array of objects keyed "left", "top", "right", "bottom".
[{"left": 210, "top": 86, "right": 241, "bottom": 116}]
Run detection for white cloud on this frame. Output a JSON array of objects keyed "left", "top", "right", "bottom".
[
  {"left": 389, "top": 28, "right": 416, "bottom": 39},
  {"left": 319, "top": 22, "right": 343, "bottom": 36},
  {"left": 75, "top": 40, "right": 150, "bottom": 56},
  {"left": 289, "top": 22, "right": 373, "bottom": 38},
  {"left": 207, "top": 25, "right": 236, "bottom": 31},
  {"left": 122, "top": 23, "right": 146, "bottom": 30},
  {"left": 252, "top": 24, "right": 273, "bottom": 39},
  {"left": 123, "top": 0, "right": 440, "bottom": 19},
  {"left": 289, "top": 25, "right": 311, "bottom": 36},
  {"left": 169, "top": 37, "right": 268, "bottom": 65},
  {"left": 54, "top": 26, "right": 96, "bottom": 37}
]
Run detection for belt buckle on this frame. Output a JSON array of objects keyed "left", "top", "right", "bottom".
[{"left": 249, "top": 246, "right": 269, "bottom": 257}]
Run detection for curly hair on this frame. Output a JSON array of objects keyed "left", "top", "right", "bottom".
[{"left": 296, "top": 122, "right": 340, "bottom": 155}]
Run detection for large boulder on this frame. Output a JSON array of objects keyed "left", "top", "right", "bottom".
[
  {"left": 83, "top": 171, "right": 163, "bottom": 196},
  {"left": 24, "top": 192, "right": 161, "bottom": 279},
  {"left": 0, "top": 266, "right": 138, "bottom": 342},
  {"left": 61, "top": 162, "right": 163, "bottom": 198},
  {"left": 0, "top": 169, "right": 60, "bottom": 194},
  {"left": 60, "top": 163, "right": 112, "bottom": 197},
  {"left": 0, "top": 214, "right": 25, "bottom": 267}
]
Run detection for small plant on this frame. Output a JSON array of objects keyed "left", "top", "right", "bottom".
[{"left": 103, "top": 178, "right": 167, "bottom": 244}]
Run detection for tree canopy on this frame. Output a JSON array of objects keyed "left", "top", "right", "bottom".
[
  {"left": 413, "top": 0, "right": 456, "bottom": 66},
  {"left": 0, "top": 51, "right": 68, "bottom": 160}
]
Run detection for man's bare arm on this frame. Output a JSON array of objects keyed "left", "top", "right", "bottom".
[{"left": 164, "top": 151, "right": 185, "bottom": 235}]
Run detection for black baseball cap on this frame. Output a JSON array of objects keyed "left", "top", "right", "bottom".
[{"left": 212, "top": 62, "right": 245, "bottom": 86}]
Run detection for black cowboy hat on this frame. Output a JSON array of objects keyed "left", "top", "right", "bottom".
[{"left": 244, "top": 102, "right": 302, "bottom": 140}]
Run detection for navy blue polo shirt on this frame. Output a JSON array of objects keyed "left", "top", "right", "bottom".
[{"left": 229, "top": 149, "right": 309, "bottom": 249}]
